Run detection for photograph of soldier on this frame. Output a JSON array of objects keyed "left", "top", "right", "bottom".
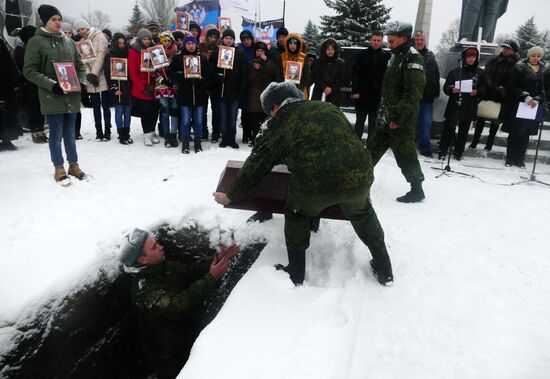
[
  {"left": 76, "top": 40, "right": 96, "bottom": 63},
  {"left": 176, "top": 11, "right": 190, "bottom": 31},
  {"left": 366, "top": 21, "right": 427, "bottom": 203},
  {"left": 284, "top": 61, "right": 302, "bottom": 84},
  {"left": 110, "top": 58, "right": 128, "bottom": 80},
  {"left": 53, "top": 62, "right": 81, "bottom": 93},
  {"left": 149, "top": 46, "right": 169, "bottom": 69},
  {"left": 140, "top": 50, "right": 155, "bottom": 72},
  {"left": 184, "top": 55, "right": 201, "bottom": 78},
  {"left": 218, "top": 17, "right": 231, "bottom": 32},
  {"left": 217, "top": 45, "right": 235, "bottom": 70}
]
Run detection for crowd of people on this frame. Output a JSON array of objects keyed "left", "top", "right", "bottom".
[{"left": 1, "top": 3, "right": 549, "bottom": 185}]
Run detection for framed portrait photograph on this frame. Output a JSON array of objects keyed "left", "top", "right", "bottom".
[
  {"left": 176, "top": 11, "right": 190, "bottom": 31},
  {"left": 110, "top": 57, "right": 128, "bottom": 81},
  {"left": 140, "top": 49, "right": 155, "bottom": 72},
  {"left": 184, "top": 55, "right": 201, "bottom": 78},
  {"left": 52, "top": 62, "right": 81, "bottom": 93},
  {"left": 284, "top": 61, "right": 303, "bottom": 84},
  {"left": 148, "top": 46, "right": 170, "bottom": 69},
  {"left": 217, "top": 45, "right": 235, "bottom": 70},
  {"left": 76, "top": 40, "right": 96, "bottom": 63},
  {"left": 218, "top": 17, "right": 231, "bottom": 32}
]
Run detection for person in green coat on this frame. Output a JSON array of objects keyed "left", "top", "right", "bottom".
[
  {"left": 23, "top": 5, "right": 87, "bottom": 185},
  {"left": 366, "top": 21, "right": 427, "bottom": 203},
  {"left": 213, "top": 81, "right": 393, "bottom": 287},
  {"left": 119, "top": 228, "right": 240, "bottom": 378}
]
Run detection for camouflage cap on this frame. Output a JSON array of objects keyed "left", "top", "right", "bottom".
[
  {"left": 260, "top": 81, "right": 304, "bottom": 115},
  {"left": 118, "top": 228, "right": 149, "bottom": 267},
  {"left": 384, "top": 21, "right": 413, "bottom": 38}
]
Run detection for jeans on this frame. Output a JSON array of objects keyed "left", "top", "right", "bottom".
[
  {"left": 46, "top": 113, "right": 78, "bottom": 167},
  {"left": 159, "top": 97, "right": 179, "bottom": 135},
  {"left": 181, "top": 106, "right": 204, "bottom": 140},
  {"left": 417, "top": 101, "right": 434, "bottom": 154},
  {"left": 216, "top": 98, "right": 239, "bottom": 143},
  {"left": 114, "top": 105, "right": 132, "bottom": 129},
  {"left": 90, "top": 91, "right": 112, "bottom": 127}
]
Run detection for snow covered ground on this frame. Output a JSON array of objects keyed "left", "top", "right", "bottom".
[{"left": 1, "top": 108, "right": 549, "bottom": 378}]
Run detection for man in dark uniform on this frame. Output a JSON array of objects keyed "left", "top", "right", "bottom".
[
  {"left": 119, "top": 228, "right": 240, "bottom": 378},
  {"left": 351, "top": 31, "right": 391, "bottom": 140},
  {"left": 213, "top": 82, "right": 394, "bottom": 287},
  {"left": 366, "top": 21, "right": 427, "bottom": 203}
]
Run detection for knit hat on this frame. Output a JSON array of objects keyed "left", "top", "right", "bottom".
[
  {"left": 260, "top": 81, "right": 304, "bottom": 115},
  {"left": 276, "top": 27, "right": 289, "bottom": 38},
  {"left": 500, "top": 39, "right": 519, "bottom": 53},
  {"left": 118, "top": 228, "right": 149, "bottom": 267},
  {"left": 159, "top": 31, "right": 174, "bottom": 43},
  {"left": 37, "top": 4, "right": 61, "bottom": 25},
  {"left": 527, "top": 46, "right": 544, "bottom": 58},
  {"left": 206, "top": 28, "right": 220, "bottom": 39},
  {"left": 61, "top": 22, "right": 73, "bottom": 33},
  {"left": 146, "top": 21, "right": 161, "bottom": 31},
  {"left": 240, "top": 29, "right": 253, "bottom": 42},
  {"left": 137, "top": 28, "right": 153, "bottom": 41},
  {"left": 254, "top": 41, "right": 268, "bottom": 53},
  {"left": 222, "top": 28, "right": 235, "bottom": 39},
  {"left": 183, "top": 35, "right": 197, "bottom": 46},
  {"left": 73, "top": 18, "right": 90, "bottom": 31}
]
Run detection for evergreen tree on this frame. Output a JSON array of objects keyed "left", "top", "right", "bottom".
[
  {"left": 516, "top": 16, "right": 543, "bottom": 58},
  {"left": 302, "top": 20, "right": 323, "bottom": 55},
  {"left": 320, "top": 0, "right": 391, "bottom": 47},
  {"left": 127, "top": 1, "right": 145, "bottom": 35}
]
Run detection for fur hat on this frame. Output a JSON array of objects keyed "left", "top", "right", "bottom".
[
  {"left": 527, "top": 46, "right": 544, "bottom": 58},
  {"left": 260, "top": 81, "right": 304, "bottom": 115},
  {"left": 222, "top": 28, "right": 235, "bottom": 40},
  {"left": 276, "top": 27, "right": 289, "bottom": 38},
  {"left": 137, "top": 28, "right": 153, "bottom": 41},
  {"left": 118, "top": 228, "right": 149, "bottom": 267},
  {"left": 37, "top": 4, "right": 61, "bottom": 25},
  {"left": 384, "top": 21, "right": 413, "bottom": 38},
  {"left": 73, "top": 19, "right": 90, "bottom": 31},
  {"left": 500, "top": 39, "right": 519, "bottom": 53},
  {"left": 206, "top": 28, "right": 220, "bottom": 39}
]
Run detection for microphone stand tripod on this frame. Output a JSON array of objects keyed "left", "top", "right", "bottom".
[
  {"left": 511, "top": 71, "right": 550, "bottom": 187},
  {"left": 432, "top": 58, "right": 475, "bottom": 178}
]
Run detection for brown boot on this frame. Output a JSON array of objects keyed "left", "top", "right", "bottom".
[
  {"left": 68, "top": 163, "right": 86, "bottom": 180},
  {"left": 54, "top": 166, "right": 70, "bottom": 185}
]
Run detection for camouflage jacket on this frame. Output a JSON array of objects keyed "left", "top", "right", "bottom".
[
  {"left": 227, "top": 100, "right": 374, "bottom": 202},
  {"left": 377, "top": 39, "right": 426, "bottom": 131},
  {"left": 130, "top": 260, "right": 216, "bottom": 369}
]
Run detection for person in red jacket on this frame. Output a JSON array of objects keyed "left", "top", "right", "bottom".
[{"left": 128, "top": 28, "right": 160, "bottom": 146}]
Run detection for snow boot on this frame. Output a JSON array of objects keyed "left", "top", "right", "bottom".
[
  {"left": 182, "top": 139, "right": 190, "bottom": 154},
  {"left": 275, "top": 248, "right": 306, "bottom": 285},
  {"left": 396, "top": 182, "right": 425, "bottom": 203},
  {"left": 32, "top": 131, "right": 48, "bottom": 144},
  {"left": 229, "top": 141, "right": 239, "bottom": 149},
  {"left": 0, "top": 140, "right": 17, "bottom": 150},
  {"left": 54, "top": 166, "right": 70, "bottom": 186},
  {"left": 126, "top": 129, "right": 133, "bottom": 144},
  {"left": 370, "top": 245, "right": 393, "bottom": 286},
  {"left": 68, "top": 163, "right": 87, "bottom": 180},
  {"left": 118, "top": 128, "right": 128, "bottom": 145},
  {"left": 194, "top": 140, "right": 202, "bottom": 153},
  {"left": 164, "top": 135, "right": 171, "bottom": 148},
  {"left": 95, "top": 125, "right": 104, "bottom": 142},
  {"left": 144, "top": 132, "right": 154, "bottom": 146},
  {"left": 170, "top": 134, "right": 179, "bottom": 148},
  {"left": 247, "top": 212, "right": 273, "bottom": 224},
  {"left": 103, "top": 125, "right": 112, "bottom": 141}
]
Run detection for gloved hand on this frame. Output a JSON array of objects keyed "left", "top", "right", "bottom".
[
  {"left": 52, "top": 83, "right": 64, "bottom": 95},
  {"left": 86, "top": 73, "right": 99, "bottom": 87}
]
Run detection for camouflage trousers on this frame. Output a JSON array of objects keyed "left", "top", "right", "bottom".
[
  {"left": 283, "top": 182, "right": 386, "bottom": 283},
  {"left": 367, "top": 126, "right": 425, "bottom": 183}
]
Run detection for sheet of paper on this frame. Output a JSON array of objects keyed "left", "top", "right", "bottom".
[
  {"left": 454, "top": 79, "right": 473, "bottom": 93},
  {"left": 516, "top": 101, "right": 539, "bottom": 120}
]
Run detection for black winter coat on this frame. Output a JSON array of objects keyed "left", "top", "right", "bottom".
[
  {"left": 209, "top": 45, "right": 248, "bottom": 101},
  {"left": 170, "top": 50, "right": 211, "bottom": 107},
  {"left": 247, "top": 58, "right": 281, "bottom": 113},
  {"left": 443, "top": 52, "right": 483, "bottom": 122},
  {"left": 311, "top": 39, "right": 346, "bottom": 106},
  {"left": 351, "top": 46, "right": 391, "bottom": 111},
  {"left": 477, "top": 53, "right": 519, "bottom": 104},
  {"left": 0, "top": 38, "right": 22, "bottom": 141},
  {"left": 418, "top": 47, "right": 440, "bottom": 102},
  {"left": 15, "top": 44, "right": 41, "bottom": 109},
  {"left": 109, "top": 47, "right": 132, "bottom": 106},
  {"left": 502, "top": 60, "right": 550, "bottom": 136}
]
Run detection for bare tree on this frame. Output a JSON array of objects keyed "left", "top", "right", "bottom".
[
  {"left": 138, "top": 0, "right": 178, "bottom": 29},
  {"left": 81, "top": 9, "right": 112, "bottom": 30},
  {"left": 435, "top": 18, "right": 460, "bottom": 66}
]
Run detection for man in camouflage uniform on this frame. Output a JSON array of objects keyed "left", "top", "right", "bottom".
[
  {"left": 366, "top": 21, "right": 427, "bottom": 203},
  {"left": 119, "top": 228, "right": 239, "bottom": 378},
  {"left": 213, "top": 82, "right": 394, "bottom": 287}
]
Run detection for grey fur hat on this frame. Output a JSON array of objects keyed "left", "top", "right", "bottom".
[
  {"left": 260, "top": 81, "right": 304, "bottom": 115},
  {"left": 137, "top": 28, "right": 153, "bottom": 41},
  {"left": 527, "top": 46, "right": 544, "bottom": 58},
  {"left": 118, "top": 228, "right": 149, "bottom": 267},
  {"left": 384, "top": 21, "right": 413, "bottom": 38},
  {"left": 73, "top": 19, "right": 90, "bottom": 31}
]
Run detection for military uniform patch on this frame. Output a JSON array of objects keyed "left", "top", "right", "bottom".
[{"left": 407, "top": 63, "right": 424, "bottom": 71}]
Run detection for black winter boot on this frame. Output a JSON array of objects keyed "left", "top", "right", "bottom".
[
  {"left": 104, "top": 125, "right": 112, "bottom": 141},
  {"left": 247, "top": 212, "right": 273, "bottom": 224},
  {"left": 182, "top": 139, "right": 190, "bottom": 154},
  {"left": 164, "top": 135, "right": 171, "bottom": 148},
  {"left": 118, "top": 128, "right": 128, "bottom": 145},
  {"left": 170, "top": 134, "right": 179, "bottom": 148},
  {"left": 95, "top": 125, "right": 104, "bottom": 142},
  {"left": 126, "top": 128, "right": 133, "bottom": 144},
  {"left": 194, "top": 140, "right": 202, "bottom": 153},
  {"left": 275, "top": 248, "right": 306, "bottom": 285},
  {"left": 396, "top": 182, "right": 425, "bottom": 203},
  {"left": 370, "top": 245, "right": 393, "bottom": 286}
]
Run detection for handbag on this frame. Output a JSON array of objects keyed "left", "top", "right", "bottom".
[{"left": 477, "top": 100, "right": 501, "bottom": 120}]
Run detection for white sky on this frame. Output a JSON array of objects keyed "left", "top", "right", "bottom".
[{"left": 37, "top": 0, "right": 550, "bottom": 50}]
